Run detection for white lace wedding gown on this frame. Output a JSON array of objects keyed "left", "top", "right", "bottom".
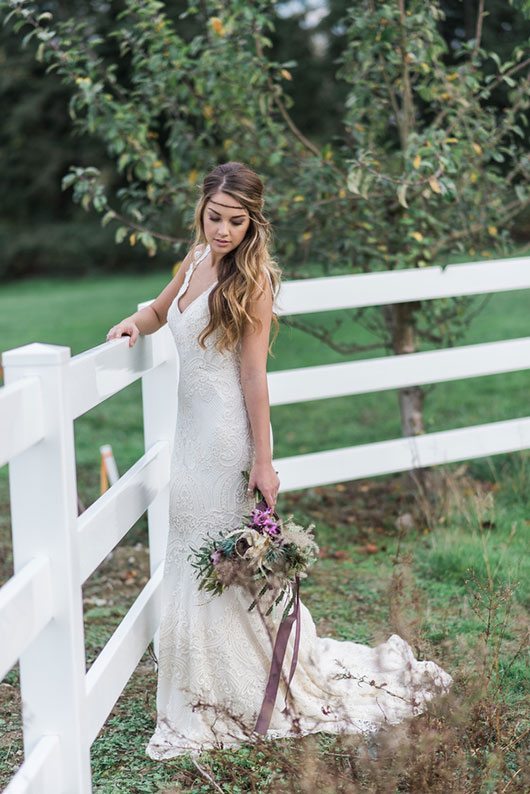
[{"left": 145, "top": 243, "right": 454, "bottom": 759}]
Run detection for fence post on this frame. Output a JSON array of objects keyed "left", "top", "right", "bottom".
[
  {"left": 3, "top": 343, "right": 91, "bottom": 792},
  {"left": 138, "top": 317, "right": 178, "bottom": 660}
]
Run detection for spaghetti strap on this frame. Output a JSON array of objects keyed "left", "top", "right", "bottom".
[
  {"left": 184, "top": 244, "right": 209, "bottom": 284},
  {"left": 194, "top": 243, "right": 209, "bottom": 263}
]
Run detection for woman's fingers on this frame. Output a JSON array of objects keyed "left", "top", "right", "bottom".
[
  {"left": 247, "top": 470, "right": 280, "bottom": 510},
  {"left": 266, "top": 481, "right": 280, "bottom": 509},
  {"left": 106, "top": 325, "right": 125, "bottom": 340},
  {"left": 106, "top": 322, "right": 139, "bottom": 346}
]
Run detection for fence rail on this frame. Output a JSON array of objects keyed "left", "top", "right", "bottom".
[
  {"left": 275, "top": 256, "right": 530, "bottom": 314},
  {"left": 77, "top": 440, "right": 170, "bottom": 583},
  {"left": 268, "top": 336, "right": 530, "bottom": 403},
  {"left": 1, "top": 256, "right": 529, "bottom": 792}
]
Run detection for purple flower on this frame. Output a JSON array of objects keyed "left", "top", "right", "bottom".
[
  {"left": 250, "top": 506, "right": 274, "bottom": 529},
  {"left": 263, "top": 519, "right": 280, "bottom": 536},
  {"left": 211, "top": 549, "right": 223, "bottom": 565}
]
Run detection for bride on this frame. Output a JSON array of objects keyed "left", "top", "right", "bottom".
[{"left": 105, "top": 160, "right": 453, "bottom": 759}]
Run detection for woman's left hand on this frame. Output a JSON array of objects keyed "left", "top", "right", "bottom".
[{"left": 247, "top": 461, "right": 280, "bottom": 511}]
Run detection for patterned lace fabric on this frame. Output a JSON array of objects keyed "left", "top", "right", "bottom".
[{"left": 145, "top": 244, "right": 454, "bottom": 760}]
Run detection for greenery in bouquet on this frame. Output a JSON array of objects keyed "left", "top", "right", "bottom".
[{"left": 188, "top": 470, "right": 319, "bottom": 620}]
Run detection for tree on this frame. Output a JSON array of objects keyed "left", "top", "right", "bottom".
[
  {"left": 333, "top": 0, "right": 530, "bottom": 433},
  {"left": 2, "top": 0, "right": 529, "bottom": 437}
]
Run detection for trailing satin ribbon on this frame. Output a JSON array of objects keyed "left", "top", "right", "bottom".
[{"left": 253, "top": 574, "right": 301, "bottom": 735}]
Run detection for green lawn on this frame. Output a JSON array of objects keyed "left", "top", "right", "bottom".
[{"left": 0, "top": 267, "right": 529, "bottom": 791}]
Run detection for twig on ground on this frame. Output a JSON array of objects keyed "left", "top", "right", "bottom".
[{"left": 191, "top": 757, "right": 224, "bottom": 793}]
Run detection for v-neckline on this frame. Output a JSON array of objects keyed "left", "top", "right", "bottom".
[
  {"left": 177, "top": 280, "right": 218, "bottom": 316},
  {"left": 176, "top": 244, "right": 218, "bottom": 315}
]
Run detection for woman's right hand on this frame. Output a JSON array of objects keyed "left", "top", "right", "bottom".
[{"left": 106, "top": 319, "right": 140, "bottom": 348}]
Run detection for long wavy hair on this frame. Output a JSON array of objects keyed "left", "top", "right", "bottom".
[{"left": 188, "top": 162, "right": 282, "bottom": 356}]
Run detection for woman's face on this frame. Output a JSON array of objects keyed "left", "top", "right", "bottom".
[{"left": 203, "top": 191, "right": 251, "bottom": 255}]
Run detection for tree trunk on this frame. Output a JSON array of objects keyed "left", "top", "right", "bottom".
[
  {"left": 385, "top": 302, "right": 424, "bottom": 437},
  {"left": 398, "top": 384, "right": 424, "bottom": 438}
]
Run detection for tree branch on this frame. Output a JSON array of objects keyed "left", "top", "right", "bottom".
[
  {"left": 279, "top": 316, "right": 385, "bottom": 356},
  {"left": 429, "top": 198, "right": 530, "bottom": 259},
  {"left": 253, "top": 33, "right": 323, "bottom": 162},
  {"left": 482, "top": 56, "right": 530, "bottom": 97},
  {"left": 107, "top": 206, "right": 182, "bottom": 245},
  {"left": 473, "top": 0, "right": 485, "bottom": 57}
]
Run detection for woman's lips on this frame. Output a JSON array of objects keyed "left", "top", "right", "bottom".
[{"left": 215, "top": 239, "right": 230, "bottom": 245}]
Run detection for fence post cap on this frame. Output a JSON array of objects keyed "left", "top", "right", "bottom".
[{"left": 2, "top": 342, "right": 71, "bottom": 367}]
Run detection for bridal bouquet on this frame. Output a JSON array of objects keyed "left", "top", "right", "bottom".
[
  {"left": 188, "top": 470, "right": 319, "bottom": 621},
  {"left": 188, "top": 470, "right": 319, "bottom": 734}
]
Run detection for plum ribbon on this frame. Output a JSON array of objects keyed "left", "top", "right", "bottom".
[{"left": 253, "top": 574, "right": 301, "bottom": 735}]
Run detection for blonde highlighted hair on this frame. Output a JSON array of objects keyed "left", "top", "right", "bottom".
[{"left": 188, "top": 161, "right": 282, "bottom": 356}]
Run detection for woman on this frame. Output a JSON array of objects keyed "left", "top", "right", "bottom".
[{"left": 106, "top": 161, "right": 453, "bottom": 759}]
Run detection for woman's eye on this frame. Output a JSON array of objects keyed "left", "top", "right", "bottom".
[{"left": 209, "top": 216, "right": 243, "bottom": 226}]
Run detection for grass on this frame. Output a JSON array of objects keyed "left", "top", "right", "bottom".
[{"left": 0, "top": 265, "right": 529, "bottom": 791}]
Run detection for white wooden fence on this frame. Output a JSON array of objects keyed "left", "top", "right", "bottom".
[{"left": 0, "top": 256, "right": 529, "bottom": 792}]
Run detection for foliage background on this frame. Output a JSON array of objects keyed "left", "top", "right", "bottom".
[{"left": 1, "top": 0, "right": 529, "bottom": 281}]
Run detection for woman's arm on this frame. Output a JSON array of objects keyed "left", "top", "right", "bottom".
[
  {"left": 106, "top": 245, "right": 200, "bottom": 344},
  {"left": 240, "top": 275, "right": 280, "bottom": 509}
]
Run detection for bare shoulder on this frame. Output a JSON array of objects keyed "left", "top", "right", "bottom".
[
  {"left": 241, "top": 269, "right": 273, "bottom": 347},
  {"left": 253, "top": 268, "right": 274, "bottom": 306},
  {"left": 148, "top": 244, "right": 202, "bottom": 327}
]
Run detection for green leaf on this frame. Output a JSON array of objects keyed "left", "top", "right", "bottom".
[
  {"left": 102, "top": 210, "right": 116, "bottom": 227},
  {"left": 490, "top": 52, "right": 501, "bottom": 69},
  {"left": 347, "top": 168, "right": 362, "bottom": 195},
  {"left": 115, "top": 226, "right": 128, "bottom": 244},
  {"left": 515, "top": 184, "right": 526, "bottom": 203},
  {"left": 61, "top": 173, "right": 77, "bottom": 191},
  {"left": 360, "top": 173, "right": 372, "bottom": 200},
  {"left": 397, "top": 183, "right": 408, "bottom": 208},
  {"left": 93, "top": 194, "right": 107, "bottom": 213},
  {"left": 139, "top": 232, "right": 157, "bottom": 257},
  {"left": 21, "top": 29, "right": 38, "bottom": 48}
]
